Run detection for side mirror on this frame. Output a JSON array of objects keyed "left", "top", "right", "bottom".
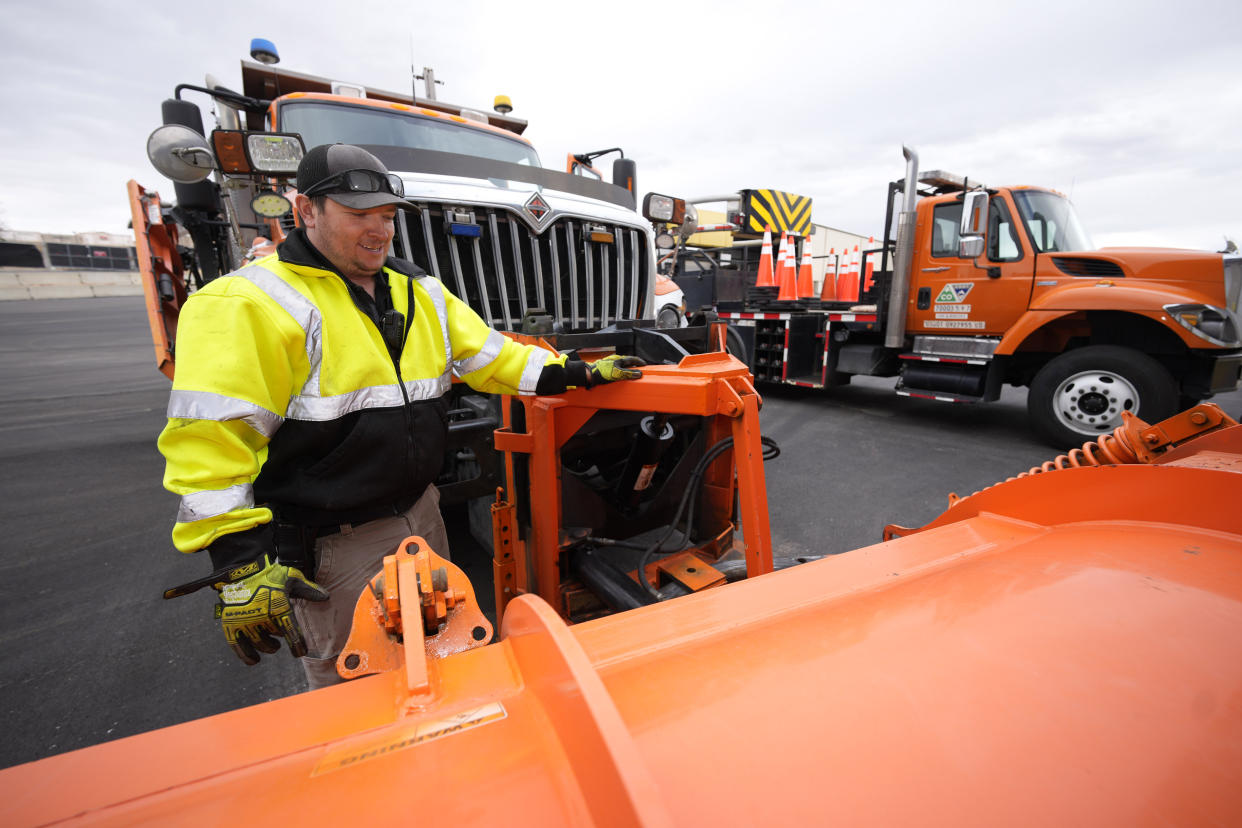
[
  {"left": 146, "top": 124, "right": 215, "bottom": 184},
  {"left": 612, "top": 158, "right": 637, "bottom": 195},
  {"left": 958, "top": 237, "right": 985, "bottom": 259},
  {"left": 681, "top": 203, "right": 699, "bottom": 237},
  {"left": 960, "top": 190, "right": 989, "bottom": 236},
  {"left": 566, "top": 153, "right": 602, "bottom": 180},
  {"left": 958, "top": 190, "right": 988, "bottom": 259}
]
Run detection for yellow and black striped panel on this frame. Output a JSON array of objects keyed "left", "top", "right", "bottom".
[{"left": 741, "top": 189, "right": 812, "bottom": 236}]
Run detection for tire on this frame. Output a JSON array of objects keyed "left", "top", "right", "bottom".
[
  {"left": 656, "top": 305, "right": 682, "bottom": 329},
  {"left": 1027, "top": 345, "right": 1177, "bottom": 448},
  {"left": 724, "top": 324, "right": 749, "bottom": 364}
]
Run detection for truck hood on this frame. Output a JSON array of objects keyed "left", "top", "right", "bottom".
[
  {"left": 364, "top": 144, "right": 647, "bottom": 234},
  {"left": 395, "top": 169, "right": 648, "bottom": 233},
  {"left": 1055, "top": 247, "right": 1223, "bottom": 285},
  {"left": 1043, "top": 248, "right": 1237, "bottom": 309},
  {"left": 1032, "top": 247, "right": 1232, "bottom": 316}
]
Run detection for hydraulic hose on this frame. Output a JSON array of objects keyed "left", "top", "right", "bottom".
[{"left": 636, "top": 434, "right": 780, "bottom": 599}]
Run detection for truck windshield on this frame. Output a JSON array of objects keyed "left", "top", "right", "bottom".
[
  {"left": 279, "top": 101, "right": 542, "bottom": 168},
  {"left": 1012, "top": 190, "right": 1094, "bottom": 253}
]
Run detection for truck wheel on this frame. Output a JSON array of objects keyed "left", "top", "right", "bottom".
[
  {"left": 1027, "top": 345, "right": 1177, "bottom": 448},
  {"left": 656, "top": 304, "right": 682, "bottom": 329}
]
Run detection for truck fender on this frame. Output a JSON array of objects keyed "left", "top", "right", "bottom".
[
  {"left": 994, "top": 310, "right": 1077, "bottom": 355},
  {"left": 1029, "top": 280, "right": 1221, "bottom": 314},
  {"left": 1000, "top": 283, "right": 1227, "bottom": 355}
]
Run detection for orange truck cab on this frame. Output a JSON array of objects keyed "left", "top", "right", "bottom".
[
  {"left": 693, "top": 148, "right": 1242, "bottom": 446},
  {"left": 895, "top": 168, "right": 1240, "bottom": 445}
]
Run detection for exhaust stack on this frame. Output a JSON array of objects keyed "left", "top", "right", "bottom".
[{"left": 885, "top": 146, "right": 919, "bottom": 348}]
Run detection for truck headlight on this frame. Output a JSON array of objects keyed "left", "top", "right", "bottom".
[
  {"left": 642, "top": 193, "right": 686, "bottom": 225},
  {"left": 1164, "top": 303, "right": 1242, "bottom": 347},
  {"left": 211, "top": 130, "right": 305, "bottom": 177}
]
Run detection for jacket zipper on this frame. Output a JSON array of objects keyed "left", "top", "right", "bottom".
[
  {"left": 346, "top": 271, "right": 418, "bottom": 512},
  {"left": 391, "top": 278, "right": 416, "bottom": 506}
]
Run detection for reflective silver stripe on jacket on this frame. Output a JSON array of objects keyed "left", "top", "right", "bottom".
[
  {"left": 177, "top": 483, "right": 254, "bottom": 523},
  {"left": 233, "top": 265, "right": 452, "bottom": 421},
  {"left": 237, "top": 264, "right": 324, "bottom": 398},
  {"left": 287, "top": 374, "right": 452, "bottom": 420},
  {"left": 453, "top": 329, "right": 507, "bottom": 378},
  {"left": 519, "top": 347, "right": 552, "bottom": 394},
  {"left": 418, "top": 276, "right": 453, "bottom": 366},
  {"left": 166, "top": 390, "right": 284, "bottom": 438}
]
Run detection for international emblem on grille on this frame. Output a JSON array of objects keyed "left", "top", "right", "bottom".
[{"left": 524, "top": 192, "right": 551, "bottom": 223}]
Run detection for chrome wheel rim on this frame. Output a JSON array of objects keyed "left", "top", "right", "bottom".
[{"left": 1051, "top": 369, "right": 1140, "bottom": 436}]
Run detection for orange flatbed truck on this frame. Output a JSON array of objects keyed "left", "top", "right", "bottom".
[
  {"left": 2, "top": 403, "right": 1240, "bottom": 824},
  {"left": 690, "top": 147, "right": 1242, "bottom": 446}
]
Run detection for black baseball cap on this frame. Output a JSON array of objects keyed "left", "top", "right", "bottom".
[{"left": 296, "top": 144, "right": 409, "bottom": 209}]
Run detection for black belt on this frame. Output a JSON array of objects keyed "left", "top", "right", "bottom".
[{"left": 297, "top": 497, "right": 416, "bottom": 539}]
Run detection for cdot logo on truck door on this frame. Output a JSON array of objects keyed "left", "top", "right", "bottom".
[
  {"left": 925, "top": 282, "right": 985, "bottom": 328},
  {"left": 935, "top": 283, "right": 974, "bottom": 303}
]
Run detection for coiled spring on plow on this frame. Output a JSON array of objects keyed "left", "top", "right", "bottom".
[
  {"left": 885, "top": 404, "right": 1236, "bottom": 541},
  {"left": 973, "top": 404, "right": 1238, "bottom": 498},
  {"left": 1021, "top": 421, "right": 1140, "bottom": 476}
]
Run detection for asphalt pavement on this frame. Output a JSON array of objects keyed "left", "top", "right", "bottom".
[{"left": 2, "top": 297, "right": 1238, "bottom": 769}]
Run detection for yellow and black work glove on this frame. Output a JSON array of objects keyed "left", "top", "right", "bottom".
[
  {"left": 212, "top": 555, "right": 329, "bottom": 665},
  {"left": 583, "top": 354, "right": 645, "bottom": 387},
  {"left": 535, "top": 354, "right": 646, "bottom": 394}
]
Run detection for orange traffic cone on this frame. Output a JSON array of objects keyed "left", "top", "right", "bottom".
[
  {"left": 774, "top": 232, "right": 789, "bottom": 287},
  {"left": 755, "top": 226, "right": 776, "bottom": 288},
  {"left": 862, "top": 236, "right": 876, "bottom": 293},
  {"left": 797, "top": 237, "right": 815, "bottom": 299},
  {"left": 776, "top": 233, "right": 799, "bottom": 301},
  {"left": 820, "top": 248, "right": 837, "bottom": 301},
  {"left": 842, "top": 244, "right": 860, "bottom": 302}
]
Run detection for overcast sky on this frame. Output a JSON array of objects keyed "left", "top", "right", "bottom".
[{"left": 1, "top": 0, "right": 1238, "bottom": 251}]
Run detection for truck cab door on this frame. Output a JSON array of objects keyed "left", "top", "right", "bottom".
[{"left": 907, "top": 195, "right": 1031, "bottom": 337}]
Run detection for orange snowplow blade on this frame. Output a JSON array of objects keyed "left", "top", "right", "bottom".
[{"left": 3, "top": 415, "right": 1242, "bottom": 824}]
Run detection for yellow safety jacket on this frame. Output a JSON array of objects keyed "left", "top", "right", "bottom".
[{"left": 158, "top": 231, "right": 559, "bottom": 557}]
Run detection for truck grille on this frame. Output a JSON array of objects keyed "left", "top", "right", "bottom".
[{"left": 394, "top": 204, "right": 650, "bottom": 332}]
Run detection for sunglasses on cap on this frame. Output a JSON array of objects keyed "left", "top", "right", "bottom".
[{"left": 301, "top": 168, "right": 405, "bottom": 199}]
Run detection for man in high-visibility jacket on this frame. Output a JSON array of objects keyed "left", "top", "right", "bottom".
[{"left": 159, "top": 143, "right": 643, "bottom": 688}]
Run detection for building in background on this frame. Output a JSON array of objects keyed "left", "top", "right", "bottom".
[
  {"left": 0, "top": 230, "right": 138, "bottom": 271},
  {"left": 0, "top": 230, "right": 141, "bottom": 300}
]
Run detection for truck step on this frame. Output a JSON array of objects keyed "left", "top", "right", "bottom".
[
  {"left": 894, "top": 384, "right": 983, "bottom": 403},
  {"left": 910, "top": 335, "right": 1000, "bottom": 360},
  {"left": 899, "top": 352, "right": 990, "bottom": 366}
]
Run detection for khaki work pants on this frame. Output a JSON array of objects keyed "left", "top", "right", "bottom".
[{"left": 292, "top": 484, "right": 450, "bottom": 690}]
